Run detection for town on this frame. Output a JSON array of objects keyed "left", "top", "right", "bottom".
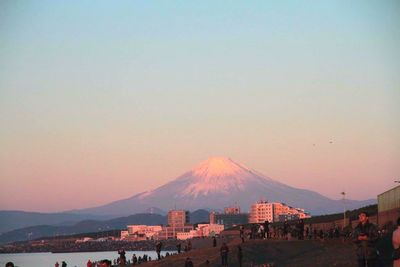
[{"left": 119, "top": 201, "right": 310, "bottom": 242}]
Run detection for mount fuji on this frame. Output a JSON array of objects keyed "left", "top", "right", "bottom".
[{"left": 73, "top": 157, "right": 375, "bottom": 216}]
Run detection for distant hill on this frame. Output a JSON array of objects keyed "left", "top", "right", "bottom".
[
  {"left": 0, "top": 210, "right": 113, "bottom": 234},
  {"left": 0, "top": 209, "right": 210, "bottom": 244},
  {"left": 189, "top": 209, "right": 210, "bottom": 224},
  {"left": 0, "top": 213, "right": 166, "bottom": 244}
]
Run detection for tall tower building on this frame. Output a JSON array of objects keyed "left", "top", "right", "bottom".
[{"left": 168, "top": 210, "right": 190, "bottom": 227}]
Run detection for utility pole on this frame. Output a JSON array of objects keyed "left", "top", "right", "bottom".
[{"left": 341, "top": 191, "right": 346, "bottom": 229}]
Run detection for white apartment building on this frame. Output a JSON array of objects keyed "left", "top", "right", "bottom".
[
  {"left": 121, "top": 223, "right": 224, "bottom": 241},
  {"left": 249, "top": 201, "right": 311, "bottom": 223},
  {"left": 121, "top": 225, "right": 163, "bottom": 240},
  {"left": 249, "top": 201, "right": 274, "bottom": 223},
  {"left": 176, "top": 224, "right": 224, "bottom": 240}
]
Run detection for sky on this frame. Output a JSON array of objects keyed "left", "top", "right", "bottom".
[{"left": 0, "top": 0, "right": 399, "bottom": 212}]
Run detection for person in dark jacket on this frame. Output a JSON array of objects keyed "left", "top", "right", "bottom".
[
  {"left": 237, "top": 245, "right": 243, "bottom": 267},
  {"left": 239, "top": 225, "right": 245, "bottom": 243},
  {"left": 264, "top": 220, "right": 270, "bottom": 239},
  {"left": 352, "top": 211, "right": 379, "bottom": 267},
  {"left": 283, "top": 220, "right": 289, "bottom": 240},
  {"left": 220, "top": 242, "right": 229, "bottom": 266},
  {"left": 132, "top": 254, "right": 138, "bottom": 265},
  {"left": 296, "top": 219, "right": 305, "bottom": 240},
  {"left": 156, "top": 241, "right": 162, "bottom": 260},
  {"left": 177, "top": 242, "right": 182, "bottom": 254},
  {"left": 184, "top": 257, "right": 194, "bottom": 267}
]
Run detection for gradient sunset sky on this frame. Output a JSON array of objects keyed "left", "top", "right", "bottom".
[{"left": 0, "top": 1, "right": 399, "bottom": 212}]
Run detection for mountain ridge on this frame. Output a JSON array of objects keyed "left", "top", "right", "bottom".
[{"left": 71, "top": 157, "right": 376, "bottom": 216}]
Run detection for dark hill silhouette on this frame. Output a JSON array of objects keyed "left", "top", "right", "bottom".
[{"left": 0, "top": 209, "right": 211, "bottom": 244}]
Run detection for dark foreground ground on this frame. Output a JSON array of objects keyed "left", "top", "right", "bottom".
[{"left": 140, "top": 236, "right": 393, "bottom": 267}]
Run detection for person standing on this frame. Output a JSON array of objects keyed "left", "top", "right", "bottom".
[
  {"left": 212, "top": 236, "right": 217, "bottom": 247},
  {"left": 118, "top": 249, "right": 126, "bottom": 265},
  {"left": 237, "top": 245, "right": 243, "bottom": 267},
  {"left": 184, "top": 257, "right": 194, "bottom": 267},
  {"left": 220, "top": 242, "right": 229, "bottom": 266},
  {"left": 61, "top": 261, "right": 67, "bottom": 267},
  {"left": 55, "top": 262, "right": 59, "bottom": 267},
  {"left": 5, "top": 263, "right": 14, "bottom": 267},
  {"left": 156, "top": 241, "right": 162, "bottom": 260},
  {"left": 297, "top": 219, "right": 305, "bottom": 240},
  {"left": 264, "top": 220, "right": 270, "bottom": 239},
  {"left": 177, "top": 242, "right": 182, "bottom": 254},
  {"left": 352, "top": 212, "right": 378, "bottom": 267},
  {"left": 258, "top": 224, "right": 265, "bottom": 239},
  {"left": 283, "top": 220, "right": 289, "bottom": 240},
  {"left": 393, "top": 217, "right": 400, "bottom": 267},
  {"left": 132, "top": 254, "right": 138, "bottom": 265},
  {"left": 239, "top": 225, "right": 245, "bottom": 243}
]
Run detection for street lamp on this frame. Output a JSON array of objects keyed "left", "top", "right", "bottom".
[{"left": 341, "top": 192, "right": 346, "bottom": 228}]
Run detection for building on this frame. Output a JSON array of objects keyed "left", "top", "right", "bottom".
[
  {"left": 278, "top": 214, "right": 299, "bottom": 222},
  {"left": 120, "top": 223, "right": 223, "bottom": 241},
  {"left": 215, "top": 213, "right": 249, "bottom": 229},
  {"left": 249, "top": 201, "right": 311, "bottom": 223},
  {"left": 378, "top": 185, "right": 400, "bottom": 228},
  {"left": 197, "top": 223, "right": 224, "bottom": 237},
  {"left": 175, "top": 224, "right": 224, "bottom": 240},
  {"left": 127, "top": 225, "right": 163, "bottom": 235},
  {"left": 120, "top": 231, "right": 129, "bottom": 240},
  {"left": 156, "top": 225, "right": 193, "bottom": 240},
  {"left": 210, "top": 206, "right": 249, "bottom": 229},
  {"left": 121, "top": 225, "right": 163, "bottom": 241},
  {"left": 168, "top": 210, "right": 190, "bottom": 228},
  {"left": 224, "top": 206, "right": 241, "bottom": 214},
  {"left": 209, "top": 211, "right": 217, "bottom": 224},
  {"left": 249, "top": 201, "right": 274, "bottom": 223}
]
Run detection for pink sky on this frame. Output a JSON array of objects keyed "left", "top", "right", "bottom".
[{"left": 0, "top": 1, "right": 399, "bottom": 212}]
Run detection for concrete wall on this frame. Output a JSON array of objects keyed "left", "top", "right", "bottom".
[
  {"left": 378, "top": 208, "right": 400, "bottom": 228},
  {"left": 378, "top": 185, "right": 400, "bottom": 212}
]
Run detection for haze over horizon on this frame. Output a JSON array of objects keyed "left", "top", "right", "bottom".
[{"left": 1, "top": 1, "right": 399, "bottom": 212}]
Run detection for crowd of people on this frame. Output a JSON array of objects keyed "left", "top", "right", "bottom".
[
  {"left": 4, "top": 214, "right": 400, "bottom": 267},
  {"left": 244, "top": 219, "right": 343, "bottom": 241}
]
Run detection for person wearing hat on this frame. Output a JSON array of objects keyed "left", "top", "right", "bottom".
[{"left": 352, "top": 211, "right": 379, "bottom": 267}]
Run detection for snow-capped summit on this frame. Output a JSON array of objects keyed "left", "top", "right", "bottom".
[
  {"left": 73, "top": 157, "right": 376, "bottom": 216},
  {"left": 181, "top": 157, "right": 269, "bottom": 197},
  {"left": 191, "top": 157, "right": 251, "bottom": 178}
]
